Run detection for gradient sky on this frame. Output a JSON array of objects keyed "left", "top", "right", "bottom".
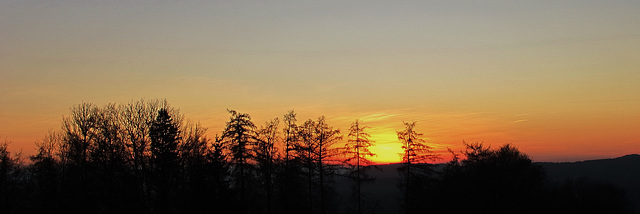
[{"left": 1, "top": 1, "right": 639, "bottom": 163}]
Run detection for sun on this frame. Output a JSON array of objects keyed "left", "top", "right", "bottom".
[
  {"left": 369, "top": 144, "right": 404, "bottom": 164},
  {"left": 368, "top": 131, "right": 403, "bottom": 164}
]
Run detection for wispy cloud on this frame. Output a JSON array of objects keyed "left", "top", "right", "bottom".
[
  {"left": 513, "top": 113, "right": 533, "bottom": 117},
  {"left": 508, "top": 119, "right": 528, "bottom": 124},
  {"left": 359, "top": 112, "right": 400, "bottom": 122}
]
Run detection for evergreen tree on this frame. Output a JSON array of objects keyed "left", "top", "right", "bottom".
[{"left": 149, "top": 108, "right": 181, "bottom": 213}]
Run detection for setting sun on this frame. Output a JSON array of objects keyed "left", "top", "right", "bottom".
[{"left": 368, "top": 130, "right": 405, "bottom": 164}]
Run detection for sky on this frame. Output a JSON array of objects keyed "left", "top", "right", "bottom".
[{"left": 1, "top": 0, "right": 639, "bottom": 163}]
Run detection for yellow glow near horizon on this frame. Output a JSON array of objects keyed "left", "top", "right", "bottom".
[{"left": 369, "top": 144, "right": 403, "bottom": 164}]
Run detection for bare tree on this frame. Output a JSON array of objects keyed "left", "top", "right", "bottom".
[
  {"left": 58, "top": 103, "right": 101, "bottom": 211},
  {"left": 255, "top": 118, "right": 280, "bottom": 214},
  {"left": 61, "top": 102, "right": 98, "bottom": 166},
  {"left": 91, "top": 103, "right": 128, "bottom": 170},
  {"left": 119, "top": 99, "right": 161, "bottom": 212}
]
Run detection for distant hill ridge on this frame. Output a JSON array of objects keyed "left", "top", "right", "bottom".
[
  {"left": 535, "top": 154, "right": 640, "bottom": 211},
  {"left": 364, "top": 154, "right": 640, "bottom": 213},
  {"left": 538, "top": 154, "right": 640, "bottom": 183},
  {"left": 538, "top": 153, "right": 640, "bottom": 164}
]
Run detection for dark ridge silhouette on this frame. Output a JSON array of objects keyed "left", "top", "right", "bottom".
[
  {"left": 540, "top": 154, "right": 640, "bottom": 212},
  {"left": 0, "top": 101, "right": 636, "bottom": 214},
  {"left": 360, "top": 154, "right": 639, "bottom": 214}
]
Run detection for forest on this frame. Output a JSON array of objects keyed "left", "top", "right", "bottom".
[{"left": 0, "top": 99, "right": 634, "bottom": 214}]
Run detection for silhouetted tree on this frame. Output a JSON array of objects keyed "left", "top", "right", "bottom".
[
  {"left": 283, "top": 110, "right": 298, "bottom": 168},
  {"left": 120, "top": 99, "right": 161, "bottom": 212},
  {"left": 396, "top": 121, "right": 437, "bottom": 214},
  {"left": 207, "top": 135, "right": 232, "bottom": 211},
  {"left": 278, "top": 110, "right": 306, "bottom": 214},
  {"left": 90, "top": 104, "right": 127, "bottom": 167},
  {"left": 30, "top": 132, "right": 62, "bottom": 212},
  {"left": 0, "top": 140, "right": 17, "bottom": 212},
  {"left": 297, "top": 116, "right": 342, "bottom": 214},
  {"left": 149, "top": 108, "right": 181, "bottom": 213},
  {"left": 59, "top": 103, "right": 100, "bottom": 211},
  {"left": 255, "top": 118, "right": 280, "bottom": 214},
  {"left": 89, "top": 103, "right": 136, "bottom": 213},
  {"left": 222, "top": 109, "right": 257, "bottom": 214},
  {"left": 179, "top": 123, "right": 225, "bottom": 214},
  {"left": 314, "top": 116, "right": 342, "bottom": 214},
  {"left": 297, "top": 119, "right": 317, "bottom": 213},
  {"left": 0, "top": 140, "right": 31, "bottom": 213},
  {"left": 434, "top": 143, "right": 546, "bottom": 214},
  {"left": 342, "top": 119, "right": 376, "bottom": 214},
  {"left": 61, "top": 103, "right": 99, "bottom": 166}
]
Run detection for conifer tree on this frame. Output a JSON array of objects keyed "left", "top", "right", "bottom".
[
  {"left": 296, "top": 117, "right": 343, "bottom": 214},
  {"left": 222, "top": 109, "right": 257, "bottom": 213},
  {"left": 149, "top": 108, "right": 181, "bottom": 213},
  {"left": 397, "top": 121, "right": 438, "bottom": 214},
  {"left": 297, "top": 119, "right": 318, "bottom": 213},
  {"left": 312, "top": 116, "right": 342, "bottom": 214},
  {"left": 343, "top": 119, "right": 376, "bottom": 214},
  {"left": 279, "top": 110, "right": 306, "bottom": 214}
]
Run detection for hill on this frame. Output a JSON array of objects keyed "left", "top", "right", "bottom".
[
  {"left": 357, "top": 155, "right": 640, "bottom": 213},
  {"left": 539, "top": 154, "right": 640, "bottom": 210}
]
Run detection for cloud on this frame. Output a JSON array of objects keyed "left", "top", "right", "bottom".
[
  {"left": 508, "top": 119, "right": 528, "bottom": 124},
  {"left": 359, "top": 112, "right": 400, "bottom": 122}
]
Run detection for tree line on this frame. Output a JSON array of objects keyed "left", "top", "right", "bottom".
[
  {"left": 0, "top": 99, "right": 385, "bottom": 214},
  {"left": 0, "top": 99, "right": 634, "bottom": 214}
]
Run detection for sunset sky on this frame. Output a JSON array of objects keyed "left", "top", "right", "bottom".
[{"left": 1, "top": 1, "right": 639, "bottom": 163}]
